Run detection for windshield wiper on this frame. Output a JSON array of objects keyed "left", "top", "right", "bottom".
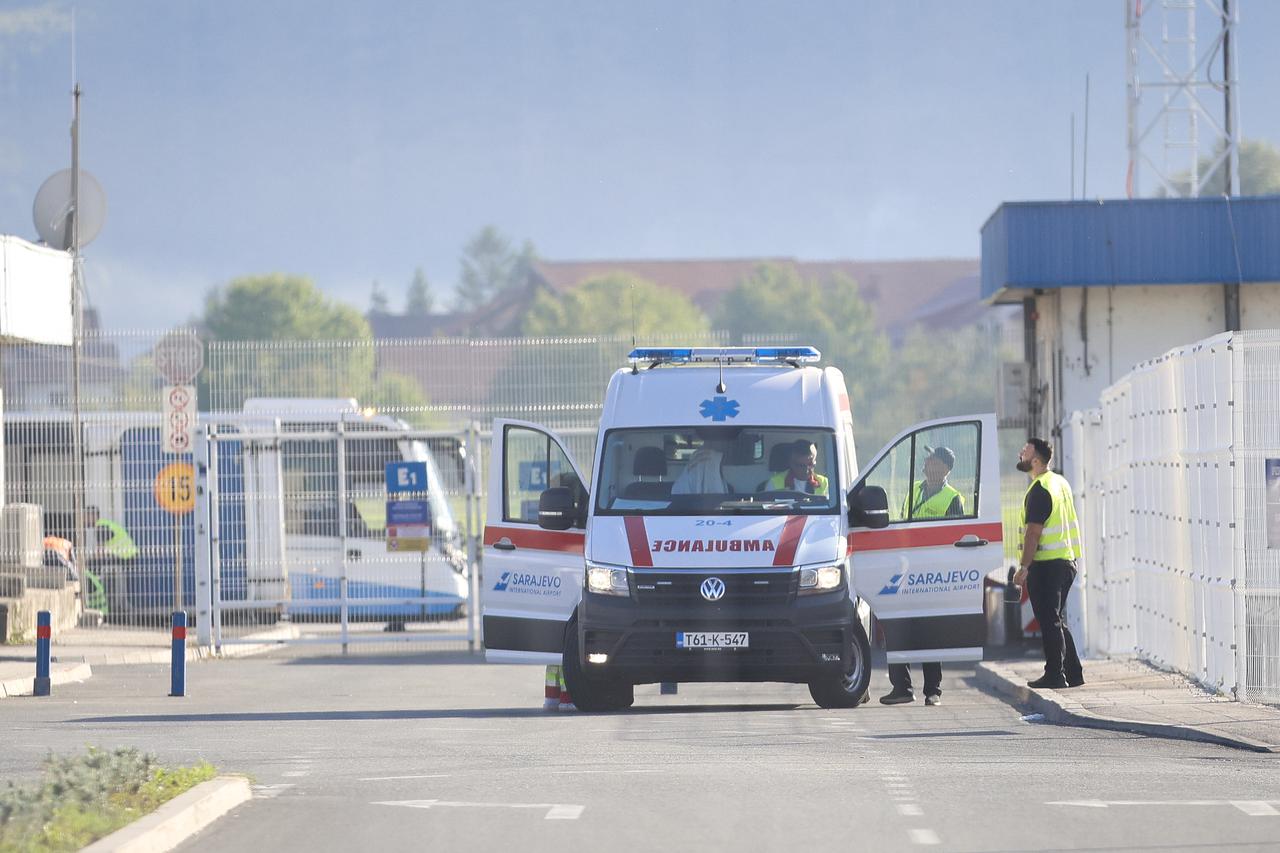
[{"left": 717, "top": 498, "right": 795, "bottom": 512}]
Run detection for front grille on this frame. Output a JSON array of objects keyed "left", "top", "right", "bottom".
[{"left": 631, "top": 570, "right": 796, "bottom": 604}]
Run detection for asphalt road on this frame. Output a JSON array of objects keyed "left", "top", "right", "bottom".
[{"left": 3, "top": 652, "right": 1278, "bottom": 852}]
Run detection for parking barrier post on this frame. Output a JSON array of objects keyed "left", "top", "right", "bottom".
[
  {"left": 34, "top": 610, "right": 51, "bottom": 697},
  {"left": 170, "top": 611, "right": 187, "bottom": 697}
]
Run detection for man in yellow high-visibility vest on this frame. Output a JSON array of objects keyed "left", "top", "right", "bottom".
[
  {"left": 880, "top": 446, "right": 964, "bottom": 707},
  {"left": 765, "top": 441, "right": 828, "bottom": 496},
  {"left": 1013, "top": 438, "right": 1085, "bottom": 689}
]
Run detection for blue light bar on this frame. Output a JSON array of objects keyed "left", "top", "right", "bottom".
[
  {"left": 628, "top": 347, "right": 694, "bottom": 363},
  {"left": 627, "top": 346, "right": 821, "bottom": 365},
  {"left": 752, "top": 347, "right": 822, "bottom": 362}
]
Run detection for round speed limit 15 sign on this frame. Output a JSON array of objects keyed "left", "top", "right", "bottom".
[{"left": 154, "top": 462, "right": 196, "bottom": 516}]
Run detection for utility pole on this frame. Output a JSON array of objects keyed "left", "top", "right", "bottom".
[
  {"left": 69, "top": 83, "right": 87, "bottom": 567},
  {"left": 1222, "top": 0, "right": 1240, "bottom": 331}
]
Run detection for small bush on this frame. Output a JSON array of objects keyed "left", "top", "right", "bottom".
[{"left": 0, "top": 747, "right": 216, "bottom": 853}]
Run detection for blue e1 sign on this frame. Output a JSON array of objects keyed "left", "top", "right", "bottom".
[{"left": 386, "top": 461, "right": 428, "bottom": 494}]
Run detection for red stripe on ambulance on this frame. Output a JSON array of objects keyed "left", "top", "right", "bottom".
[
  {"left": 624, "top": 516, "right": 653, "bottom": 567},
  {"left": 848, "top": 521, "right": 1003, "bottom": 552},
  {"left": 772, "top": 515, "right": 807, "bottom": 566}
]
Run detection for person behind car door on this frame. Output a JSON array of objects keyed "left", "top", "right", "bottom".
[
  {"left": 1013, "top": 438, "right": 1085, "bottom": 690},
  {"left": 880, "top": 446, "right": 964, "bottom": 707},
  {"left": 765, "top": 440, "right": 829, "bottom": 496}
]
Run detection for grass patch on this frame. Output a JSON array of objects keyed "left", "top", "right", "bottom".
[{"left": 0, "top": 747, "right": 216, "bottom": 853}]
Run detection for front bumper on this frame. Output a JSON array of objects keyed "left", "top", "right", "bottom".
[{"left": 577, "top": 589, "right": 855, "bottom": 685}]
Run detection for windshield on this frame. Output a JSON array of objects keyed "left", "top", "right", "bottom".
[{"left": 595, "top": 426, "right": 838, "bottom": 516}]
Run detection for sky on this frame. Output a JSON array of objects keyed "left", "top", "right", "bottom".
[{"left": 1, "top": 0, "right": 1277, "bottom": 331}]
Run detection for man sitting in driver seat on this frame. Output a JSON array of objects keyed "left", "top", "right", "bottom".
[{"left": 763, "top": 440, "right": 828, "bottom": 496}]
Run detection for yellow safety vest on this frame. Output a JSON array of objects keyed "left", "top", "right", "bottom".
[
  {"left": 903, "top": 480, "right": 963, "bottom": 520},
  {"left": 95, "top": 518, "right": 139, "bottom": 560},
  {"left": 1020, "top": 470, "right": 1081, "bottom": 562},
  {"left": 767, "top": 471, "right": 829, "bottom": 496}
]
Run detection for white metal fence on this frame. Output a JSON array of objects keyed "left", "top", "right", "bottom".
[
  {"left": 1076, "top": 330, "right": 1280, "bottom": 704},
  {"left": 2, "top": 327, "right": 1007, "bottom": 655}
]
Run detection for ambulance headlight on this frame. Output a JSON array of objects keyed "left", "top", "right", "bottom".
[
  {"left": 798, "top": 564, "right": 844, "bottom": 595},
  {"left": 586, "top": 561, "right": 630, "bottom": 597}
]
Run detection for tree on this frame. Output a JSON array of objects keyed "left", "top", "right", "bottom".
[
  {"left": 202, "top": 273, "right": 371, "bottom": 342},
  {"left": 522, "top": 272, "right": 712, "bottom": 339},
  {"left": 454, "top": 226, "right": 536, "bottom": 311},
  {"left": 197, "top": 273, "right": 431, "bottom": 411},
  {"left": 1164, "top": 139, "right": 1280, "bottom": 197},
  {"left": 860, "top": 323, "right": 1007, "bottom": 452},
  {"left": 369, "top": 281, "right": 389, "bottom": 314},
  {"left": 405, "top": 267, "right": 433, "bottom": 317},
  {"left": 716, "top": 263, "right": 890, "bottom": 412}
]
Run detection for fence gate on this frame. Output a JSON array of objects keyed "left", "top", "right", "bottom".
[{"left": 201, "top": 420, "right": 480, "bottom": 654}]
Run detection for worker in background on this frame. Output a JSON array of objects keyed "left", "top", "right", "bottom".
[
  {"left": 765, "top": 440, "right": 829, "bottom": 496},
  {"left": 1013, "top": 438, "right": 1085, "bottom": 690},
  {"left": 85, "top": 507, "right": 138, "bottom": 617},
  {"left": 880, "top": 446, "right": 964, "bottom": 707}
]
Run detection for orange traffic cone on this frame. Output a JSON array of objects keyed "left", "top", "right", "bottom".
[{"left": 544, "top": 665, "right": 561, "bottom": 710}]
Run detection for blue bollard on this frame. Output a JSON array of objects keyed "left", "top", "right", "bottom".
[
  {"left": 170, "top": 611, "right": 187, "bottom": 697},
  {"left": 33, "top": 610, "right": 51, "bottom": 697}
]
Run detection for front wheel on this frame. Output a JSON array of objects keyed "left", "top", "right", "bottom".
[
  {"left": 807, "top": 624, "right": 872, "bottom": 709},
  {"left": 562, "top": 617, "right": 635, "bottom": 712}
]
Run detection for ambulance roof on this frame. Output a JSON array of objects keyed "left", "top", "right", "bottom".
[{"left": 601, "top": 364, "right": 846, "bottom": 429}]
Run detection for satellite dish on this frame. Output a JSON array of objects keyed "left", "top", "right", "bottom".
[{"left": 32, "top": 168, "right": 107, "bottom": 249}]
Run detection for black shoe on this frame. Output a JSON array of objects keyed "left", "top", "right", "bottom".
[
  {"left": 879, "top": 690, "right": 915, "bottom": 705},
  {"left": 1028, "top": 675, "right": 1070, "bottom": 689},
  {"left": 1066, "top": 675, "right": 1085, "bottom": 688},
  {"left": 924, "top": 694, "right": 941, "bottom": 706}
]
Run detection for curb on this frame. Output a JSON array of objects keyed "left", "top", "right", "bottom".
[
  {"left": 975, "top": 661, "right": 1280, "bottom": 754},
  {"left": 81, "top": 775, "right": 252, "bottom": 853},
  {"left": 0, "top": 662, "right": 92, "bottom": 698}
]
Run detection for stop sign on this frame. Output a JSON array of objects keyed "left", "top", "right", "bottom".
[{"left": 154, "top": 331, "right": 204, "bottom": 384}]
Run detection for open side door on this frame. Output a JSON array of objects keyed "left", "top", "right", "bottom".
[
  {"left": 849, "top": 414, "right": 1001, "bottom": 664},
  {"left": 482, "top": 419, "right": 588, "bottom": 664}
]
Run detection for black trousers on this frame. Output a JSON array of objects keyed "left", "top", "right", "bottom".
[
  {"left": 888, "top": 662, "right": 942, "bottom": 696},
  {"left": 1027, "top": 558, "right": 1084, "bottom": 682}
]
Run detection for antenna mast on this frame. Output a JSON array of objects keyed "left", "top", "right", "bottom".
[{"left": 1125, "top": 0, "right": 1239, "bottom": 198}]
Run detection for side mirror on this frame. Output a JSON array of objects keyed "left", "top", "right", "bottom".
[
  {"left": 848, "top": 485, "right": 890, "bottom": 529},
  {"left": 538, "top": 487, "right": 578, "bottom": 531}
]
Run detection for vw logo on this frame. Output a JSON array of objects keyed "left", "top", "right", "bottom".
[{"left": 700, "top": 577, "right": 726, "bottom": 602}]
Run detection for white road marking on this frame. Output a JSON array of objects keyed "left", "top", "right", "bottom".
[
  {"left": 282, "top": 771, "right": 309, "bottom": 778},
  {"left": 1233, "top": 802, "right": 1280, "bottom": 816},
  {"left": 909, "top": 828, "right": 940, "bottom": 845},
  {"left": 1049, "top": 800, "right": 1280, "bottom": 816},
  {"left": 374, "top": 800, "right": 585, "bottom": 820},
  {"left": 546, "top": 805, "right": 586, "bottom": 819},
  {"left": 252, "top": 784, "right": 295, "bottom": 799},
  {"left": 359, "top": 774, "right": 452, "bottom": 782},
  {"left": 545, "top": 763, "right": 660, "bottom": 768},
  {"left": 898, "top": 804, "right": 923, "bottom": 817}
]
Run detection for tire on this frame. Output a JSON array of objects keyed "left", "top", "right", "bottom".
[
  {"left": 562, "top": 617, "right": 634, "bottom": 712},
  {"left": 807, "top": 623, "right": 872, "bottom": 709}
]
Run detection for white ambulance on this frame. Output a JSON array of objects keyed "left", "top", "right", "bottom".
[{"left": 482, "top": 347, "right": 1002, "bottom": 710}]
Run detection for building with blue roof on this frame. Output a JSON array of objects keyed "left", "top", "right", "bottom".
[{"left": 980, "top": 195, "right": 1280, "bottom": 441}]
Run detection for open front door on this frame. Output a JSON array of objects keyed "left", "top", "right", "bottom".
[
  {"left": 482, "top": 419, "right": 588, "bottom": 664},
  {"left": 849, "top": 414, "right": 1002, "bottom": 664}
]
